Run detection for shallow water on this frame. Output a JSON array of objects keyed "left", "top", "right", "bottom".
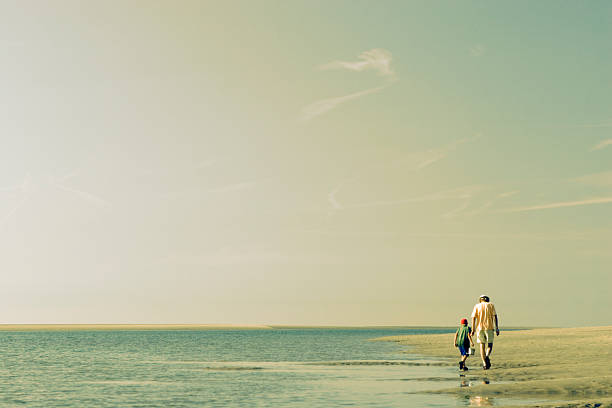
[{"left": 0, "top": 328, "right": 534, "bottom": 407}]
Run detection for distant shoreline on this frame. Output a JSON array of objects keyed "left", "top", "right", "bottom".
[
  {"left": 0, "top": 324, "right": 273, "bottom": 331},
  {"left": 0, "top": 324, "right": 535, "bottom": 332}
]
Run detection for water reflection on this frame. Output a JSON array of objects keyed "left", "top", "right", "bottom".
[
  {"left": 469, "top": 396, "right": 493, "bottom": 406},
  {"left": 459, "top": 377, "right": 494, "bottom": 406},
  {"left": 459, "top": 377, "right": 490, "bottom": 388}
]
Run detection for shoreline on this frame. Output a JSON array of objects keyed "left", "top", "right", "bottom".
[
  {"left": 0, "top": 324, "right": 273, "bottom": 331},
  {"left": 0, "top": 324, "right": 531, "bottom": 332},
  {"left": 378, "top": 326, "right": 612, "bottom": 408}
]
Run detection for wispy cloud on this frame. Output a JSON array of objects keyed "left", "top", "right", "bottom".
[
  {"left": 575, "top": 119, "right": 612, "bottom": 128},
  {"left": 319, "top": 49, "right": 394, "bottom": 77},
  {"left": 469, "top": 44, "right": 486, "bottom": 57},
  {"left": 0, "top": 173, "right": 111, "bottom": 227},
  {"left": 498, "top": 197, "right": 612, "bottom": 213},
  {"left": 299, "top": 229, "right": 588, "bottom": 241},
  {"left": 161, "top": 249, "right": 294, "bottom": 267},
  {"left": 47, "top": 171, "right": 111, "bottom": 208},
  {"left": 461, "top": 190, "right": 519, "bottom": 217},
  {"left": 442, "top": 186, "right": 518, "bottom": 219},
  {"left": 301, "top": 49, "right": 395, "bottom": 122},
  {"left": 0, "top": 195, "right": 30, "bottom": 227},
  {"left": 328, "top": 187, "right": 343, "bottom": 210},
  {"left": 160, "top": 247, "right": 342, "bottom": 267},
  {"left": 0, "top": 175, "right": 33, "bottom": 227},
  {"left": 413, "top": 149, "right": 448, "bottom": 170},
  {"left": 326, "top": 136, "right": 482, "bottom": 214},
  {"left": 571, "top": 171, "right": 612, "bottom": 187},
  {"left": 497, "top": 190, "right": 520, "bottom": 198},
  {"left": 52, "top": 183, "right": 111, "bottom": 208},
  {"left": 416, "top": 135, "right": 481, "bottom": 170},
  {"left": 591, "top": 139, "right": 612, "bottom": 151},
  {"left": 136, "top": 157, "right": 218, "bottom": 177},
  {"left": 299, "top": 85, "right": 386, "bottom": 122},
  {"left": 0, "top": 175, "right": 33, "bottom": 194},
  {"left": 442, "top": 198, "right": 472, "bottom": 218},
  {"left": 207, "top": 180, "right": 257, "bottom": 194},
  {"left": 346, "top": 186, "right": 480, "bottom": 209}
]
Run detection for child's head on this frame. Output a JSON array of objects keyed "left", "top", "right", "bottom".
[{"left": 460, "top": 318, "right": 468, "bottom": 325}]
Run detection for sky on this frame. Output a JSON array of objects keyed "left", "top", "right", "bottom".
[{"left": 1, "top": 1, "right": 611, "bottom": 326}]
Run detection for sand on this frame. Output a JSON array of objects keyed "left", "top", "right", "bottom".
[
  {"left": 0, "top": 324, "right": 273, "bottom": 331},
  {"left": 379, "top": 326, "right": 612, "bottom": 407}
]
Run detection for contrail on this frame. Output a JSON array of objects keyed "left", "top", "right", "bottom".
[
  {"left": 498, "top": 197, "right": 612, "bottom": 213},
  {"left": 300, "top": 86, "right": 386, "bottom": 122},
  {"left": 0, "top": 195, "right": 30, "bottom": 227},
  {"left": 52, "top": 183, "right": 111, "bottom": 208}
]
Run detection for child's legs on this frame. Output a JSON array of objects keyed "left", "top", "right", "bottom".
[{"left": 458, "top": 345, "right": 468, "bottom": 363}]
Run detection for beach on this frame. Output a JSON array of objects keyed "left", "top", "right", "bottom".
[{"left": 379, "top": 326, "right": 612, "bottom": 407}]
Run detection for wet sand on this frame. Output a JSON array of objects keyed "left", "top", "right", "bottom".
[
  {"left": 379, "top": 326, "right": 612, "bottom": 407},
  {"left": 0, "top": 324, "right": 272, "bottom": 331}
]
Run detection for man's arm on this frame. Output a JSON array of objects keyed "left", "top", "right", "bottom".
[
  {"left": 495, "top": 314, "right": 500, "bottom": 336},
  {"left": 453, "top": 331, "right": 458, "bottom": 347}
]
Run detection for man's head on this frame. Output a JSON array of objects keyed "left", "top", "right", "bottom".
[
  {"left": 479, "top": 294, "right": 490, "bottom": 302},
  {"left": 460, "top": 318, "right": 468, "bottom": 325}
]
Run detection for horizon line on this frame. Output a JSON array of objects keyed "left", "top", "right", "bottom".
[{"left": 0, "top": 323, "right": 555, "bottom": 331}]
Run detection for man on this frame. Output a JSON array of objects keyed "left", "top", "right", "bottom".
[{"left": 471, "top": 294, "right": 499, "bottom": 370}]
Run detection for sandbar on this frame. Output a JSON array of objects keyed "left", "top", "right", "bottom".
[{"left": 379, "top": 326, "right": 612, "bottom": 408}]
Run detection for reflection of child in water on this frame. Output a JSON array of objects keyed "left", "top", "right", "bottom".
[{"left": 454, "top": 318, "right": 474, "bottom": 371}]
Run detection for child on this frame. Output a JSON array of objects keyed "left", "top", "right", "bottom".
[{"left": 454, "top": 318, "right": 474, "bottom": 371}]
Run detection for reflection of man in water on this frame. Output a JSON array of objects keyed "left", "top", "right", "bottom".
[
  {"left": 471, "top": 294, "right": 499, "bottom": 370},
  {"left": 469, "top": 395, "right": 493, "bottom": 407}
]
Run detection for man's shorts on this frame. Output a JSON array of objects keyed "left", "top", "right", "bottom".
[
  {"left": 458, "top": 345, "right": 469, "bottom": 356},
  {"left": 477, "top": 329, "right": 495, "bottom": 344}
]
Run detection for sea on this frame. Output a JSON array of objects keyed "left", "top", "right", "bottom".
[{"left": 0, "top": 327, "right": 511, "bottom": 407}]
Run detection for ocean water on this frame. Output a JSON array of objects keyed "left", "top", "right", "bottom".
[{"left": 0, "top": 327, "right": 496, "bottom": 407}]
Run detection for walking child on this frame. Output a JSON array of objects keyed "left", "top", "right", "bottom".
[{"left": 454, "top": 318, "right": 474, "bottom": 371}]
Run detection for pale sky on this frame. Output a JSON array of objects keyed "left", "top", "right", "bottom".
[{"left": 1, "top": 1, "right": 611, "bottom": 326}]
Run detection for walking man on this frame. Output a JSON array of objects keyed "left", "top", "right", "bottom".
[{"left": 471, "top": 294, "right": 499, "bottom": 370}]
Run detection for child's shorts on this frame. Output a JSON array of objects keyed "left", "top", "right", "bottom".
[{"left": 458, "top": 345, "right": 469, "bottom": 356}]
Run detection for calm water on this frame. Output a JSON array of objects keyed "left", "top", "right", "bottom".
[{"left": 0, "top": 328, "right": 502, "bottom": 407}]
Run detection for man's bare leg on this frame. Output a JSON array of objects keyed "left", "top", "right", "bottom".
[
  {"left": 483, "top": 343, "right": 493, "bottom": 369},
  {"left": 479, "top": 343, "right": 487, "bottom": 366}
]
